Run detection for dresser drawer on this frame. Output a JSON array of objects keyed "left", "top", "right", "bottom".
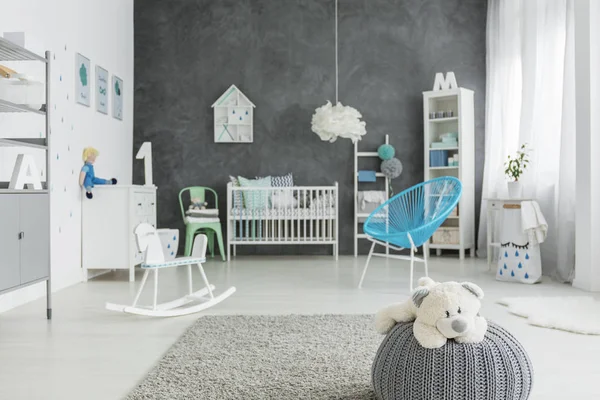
[{"left": 133, "top": 192, "right": 156, "bottom": 216}]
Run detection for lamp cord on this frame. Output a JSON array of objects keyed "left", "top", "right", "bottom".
[{"left": 335, "top": 0, "right": 338, "bottom": 104}]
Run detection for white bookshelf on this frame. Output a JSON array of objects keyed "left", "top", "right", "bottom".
[
  {"left": 423, "top": 88, "right": 475, "bottom": 259},
  {"left": 354, "top": 134, "right": 390, "bottom": 256}
]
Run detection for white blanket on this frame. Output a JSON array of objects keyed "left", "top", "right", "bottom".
[
  {"left": 521, "top": 201, "right": 547, "bottom": 246},
  {"left": 358, "top": 191, "right": 386, "bottom": 210}
]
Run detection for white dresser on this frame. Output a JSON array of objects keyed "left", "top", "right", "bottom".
[{"left": 82, "top": 185, "right": 157, "bottom": 281}]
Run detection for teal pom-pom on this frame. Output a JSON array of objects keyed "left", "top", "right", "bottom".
[{"left": 378, "top": 144, "right": 395, "bottom": 160}]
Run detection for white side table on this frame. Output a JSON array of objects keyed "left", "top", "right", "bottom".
[{"left": 485, "top": 198, "right": 532, "bottom": 269}]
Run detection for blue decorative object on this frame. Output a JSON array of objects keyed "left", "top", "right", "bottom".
[
  {"left": 525, "top": 273, "right": 529, "bottom": 279},
  {"left": 515, "top": 250, "right": 519, "bottom": 257},
  {"left": 500, "top": 269, "right": 503, "bottom": 275},
  {"left": 504, "top": 263, "right": 507, "bottom": 269},
  {"left": 378, "top": 144, "right": 395, "bottom": 160},
  {"left": 518, "top": 262, "right": 522, "bottom": 268},
  {"left": 430, "top": 150, "right": 449, "bottom": 167},
  {"left": 504, "top": 251, "right": 508, "bottom": 258},
  {"left": 525, "top": 253, "right": 529, "bottom": 260},
  {"left": 168, "top": 244, "right": 171, "bottom": 249},
  {"left": 511, "top": 270, "right": 515, "bottom": 277},
  {"left": 358, "top": 170, "right": 377, "bottom": 182}
]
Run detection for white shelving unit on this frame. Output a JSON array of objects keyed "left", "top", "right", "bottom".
[
  {"left": 0, "top": 36, "right": 52, "bottom": 319},
  {"left": 423, "top": 88, "right": 475, "bottom": 259},
  {"left": 211, "top": 84, "right": 255, "bottom": 143},
  {"left": 354, "top": 134, "right": 390, "bottom": 256}
]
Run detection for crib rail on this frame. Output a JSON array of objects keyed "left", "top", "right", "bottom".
[{"left": 226, "top": 183, "right": 339, "bottom": 259}]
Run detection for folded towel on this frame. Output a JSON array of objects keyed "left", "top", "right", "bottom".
[
  {"left": 359, "top": 190, "right": 386, "bottom": 210},
  {"left": 521, "top": 201, "right": 547, "bottom": 246},
  {"left": 358, "top": 170, "right": 376, "bottom": 182}
]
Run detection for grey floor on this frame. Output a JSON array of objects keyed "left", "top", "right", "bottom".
[{"left": 0, "top": 255, "right": 599, "bottom": 400}]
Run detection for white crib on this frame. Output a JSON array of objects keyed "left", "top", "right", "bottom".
[{"left": 226, "top": 182, "right": 339, "bottom": 260}]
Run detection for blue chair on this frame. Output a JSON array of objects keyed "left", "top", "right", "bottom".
[{"left": 358, "top": 177, "right": 462, "bottom": 290}]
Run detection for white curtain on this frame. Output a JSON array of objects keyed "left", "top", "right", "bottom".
[{"left": 479, "top": 0, "right": 575, "bottom": 282}]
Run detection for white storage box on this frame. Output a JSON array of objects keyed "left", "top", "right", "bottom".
[
  {"left": 432, "top": 227, "right": 460, "bottom": 244},
  {"left": 0, "top": 77, "right": 44, "bottom": 108},
  {"left": 157, "top": 229, "right": 179, "bottom": 261}
]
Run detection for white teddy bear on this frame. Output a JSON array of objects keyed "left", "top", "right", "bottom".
[{"left": 375, "top": 277, "right": 488, "bottom": 349}]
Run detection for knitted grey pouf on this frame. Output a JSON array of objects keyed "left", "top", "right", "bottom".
[{"left": 372, "top": 321, "right": 533, "bottom": 400}]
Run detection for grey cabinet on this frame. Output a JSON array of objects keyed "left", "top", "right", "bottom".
[
  {"left": 0, "top": 194, "right": 49, "bottom": 293},
  {"left": 0, "top": 196, "right": 21, "bottom": 292}
]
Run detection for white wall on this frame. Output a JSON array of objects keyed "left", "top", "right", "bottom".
[
  {"left": 0, "top": 0, "right": 134, "bottom": 312},
  {"left": 574, "top": 0, "right": 600, "bottom": 292}
]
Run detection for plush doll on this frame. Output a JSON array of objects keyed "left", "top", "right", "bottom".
[
  {"left": 188, "top": 198, "right": 208, "bottom": 211},
  {"left": 375, "top": 277, "right": 488, "bottom": 349},
  {"left": 79, "top": 147, "right": 117, "bottom": 199}
]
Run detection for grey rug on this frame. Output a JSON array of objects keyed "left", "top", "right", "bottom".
[{"left": 127, "top": 315, "right": 380, "bottom": 400}]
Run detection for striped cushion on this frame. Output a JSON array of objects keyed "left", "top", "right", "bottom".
[
  {"left": 229, "top": 176, "right": 243, "bottom": 208},
  {"left": 256, "top": 173, "right": 294, "bottom": 187}
]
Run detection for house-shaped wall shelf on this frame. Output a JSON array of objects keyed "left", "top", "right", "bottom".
[{"left": 212, "top": 84, "right": 255, "bottom": 143}]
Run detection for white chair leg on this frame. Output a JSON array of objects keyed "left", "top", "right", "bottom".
[
  {"left": 358, "top": 241, "right": 376, "bottom": 288},
  {"left": 132, "top": 269, "right": 149, "bottom": 307},
  {"left": 409, "top": 249, "right": 415, "bottom": 292},
  {"left": 187, "top": 264, "right": 193, "bottom": 295},
  {"left": 423, "top": 245, "right": 429, "bottom": 277},
  {"left": 197, "top": 263, "right": 215, "bottom": 299},
  {"left": 153, "top": 269, "right": 159, "bottom": 310}
]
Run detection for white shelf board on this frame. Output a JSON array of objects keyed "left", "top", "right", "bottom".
[
  {"left": 428, "top": 243, "right": 462, "bottom": 249},
  {"left": 0, "top": 138, "right": 47, "bottom": 150},
  {"left": 429, "top": 166, "right": 459, "bottom": 170},
  {"left": 0, "top": 36, "right": 47, "bottom": 63},
  {"left": 0, "top": 99, "right": 45, "bottom": 115},
  {"left": 0, "top": 189, "right": 49, "bottom": 194},
  {"left": 357, "top": 152, "right": 378, "bottom": 157},
  {"left": 356, "top": 213, "right": 386, "bottom": 218},
  {"left": 429, "top": 117, "right": 458, "bottom": 123},
  {"left": 430, "top": 147, "right": 459, "bottom": 151}
]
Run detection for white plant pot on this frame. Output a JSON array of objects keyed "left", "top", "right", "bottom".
[{"left": 507, "top": 181, "right": 523, "bottom": 199}]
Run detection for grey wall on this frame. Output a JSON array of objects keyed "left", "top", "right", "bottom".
[{"left": 134, "top": 0, "right": 487, "bottom": 256}]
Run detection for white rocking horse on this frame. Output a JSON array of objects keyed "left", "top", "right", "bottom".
[{"left": 106, "top": 223, "right": 235, "bottom": 317}]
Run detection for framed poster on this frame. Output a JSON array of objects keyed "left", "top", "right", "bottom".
[
  {"left": 96, "top": 65, "right": 109, "bottom": 114},
  {"left": 112, "top": 75, "right": 123, "bottom": 120},
  {"left": 75, "top": 53, "right": 90, "bottom": 106}
]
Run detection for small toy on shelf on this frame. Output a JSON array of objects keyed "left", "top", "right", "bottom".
[{"left": 79, "top": 147, "right": 117, "bottom": 199}]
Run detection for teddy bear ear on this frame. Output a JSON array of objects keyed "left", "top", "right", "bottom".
[
  {"left": 417, "top": 277, "right": 437, "bottom": 288},
  {"left": 461, "top": 282, "right": 484, "bottom": 299},
  {"left": 412, "top": 287, "right": 430, "bottom": 308}
]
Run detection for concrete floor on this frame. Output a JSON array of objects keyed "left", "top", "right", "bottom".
[{"left": 0, "top": 255, "right": 599, "bottom": 400}]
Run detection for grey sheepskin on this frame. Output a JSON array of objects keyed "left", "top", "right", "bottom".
[{"left": 372, "top": 321, "right": 534, "bottom": 400}]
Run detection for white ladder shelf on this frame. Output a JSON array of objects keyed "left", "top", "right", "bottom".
[{"left": 354, "top": 134, "right": 390, "bottom": 256}]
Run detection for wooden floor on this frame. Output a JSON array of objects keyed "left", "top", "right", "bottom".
[{"left": 0, "top": 255, "right": 598, "bottom": 400}]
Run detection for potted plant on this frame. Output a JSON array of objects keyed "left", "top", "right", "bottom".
[{"left": 504, "top": 143, "right": 530, "bottom": 198}]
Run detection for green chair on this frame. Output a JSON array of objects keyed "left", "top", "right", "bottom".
[{"left": 179, "top": 187, "right": 225, "bottom": 261}]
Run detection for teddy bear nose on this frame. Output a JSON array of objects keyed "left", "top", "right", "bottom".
[{"left": 451, "top": 319, "right": 468, "bottom": 333}]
